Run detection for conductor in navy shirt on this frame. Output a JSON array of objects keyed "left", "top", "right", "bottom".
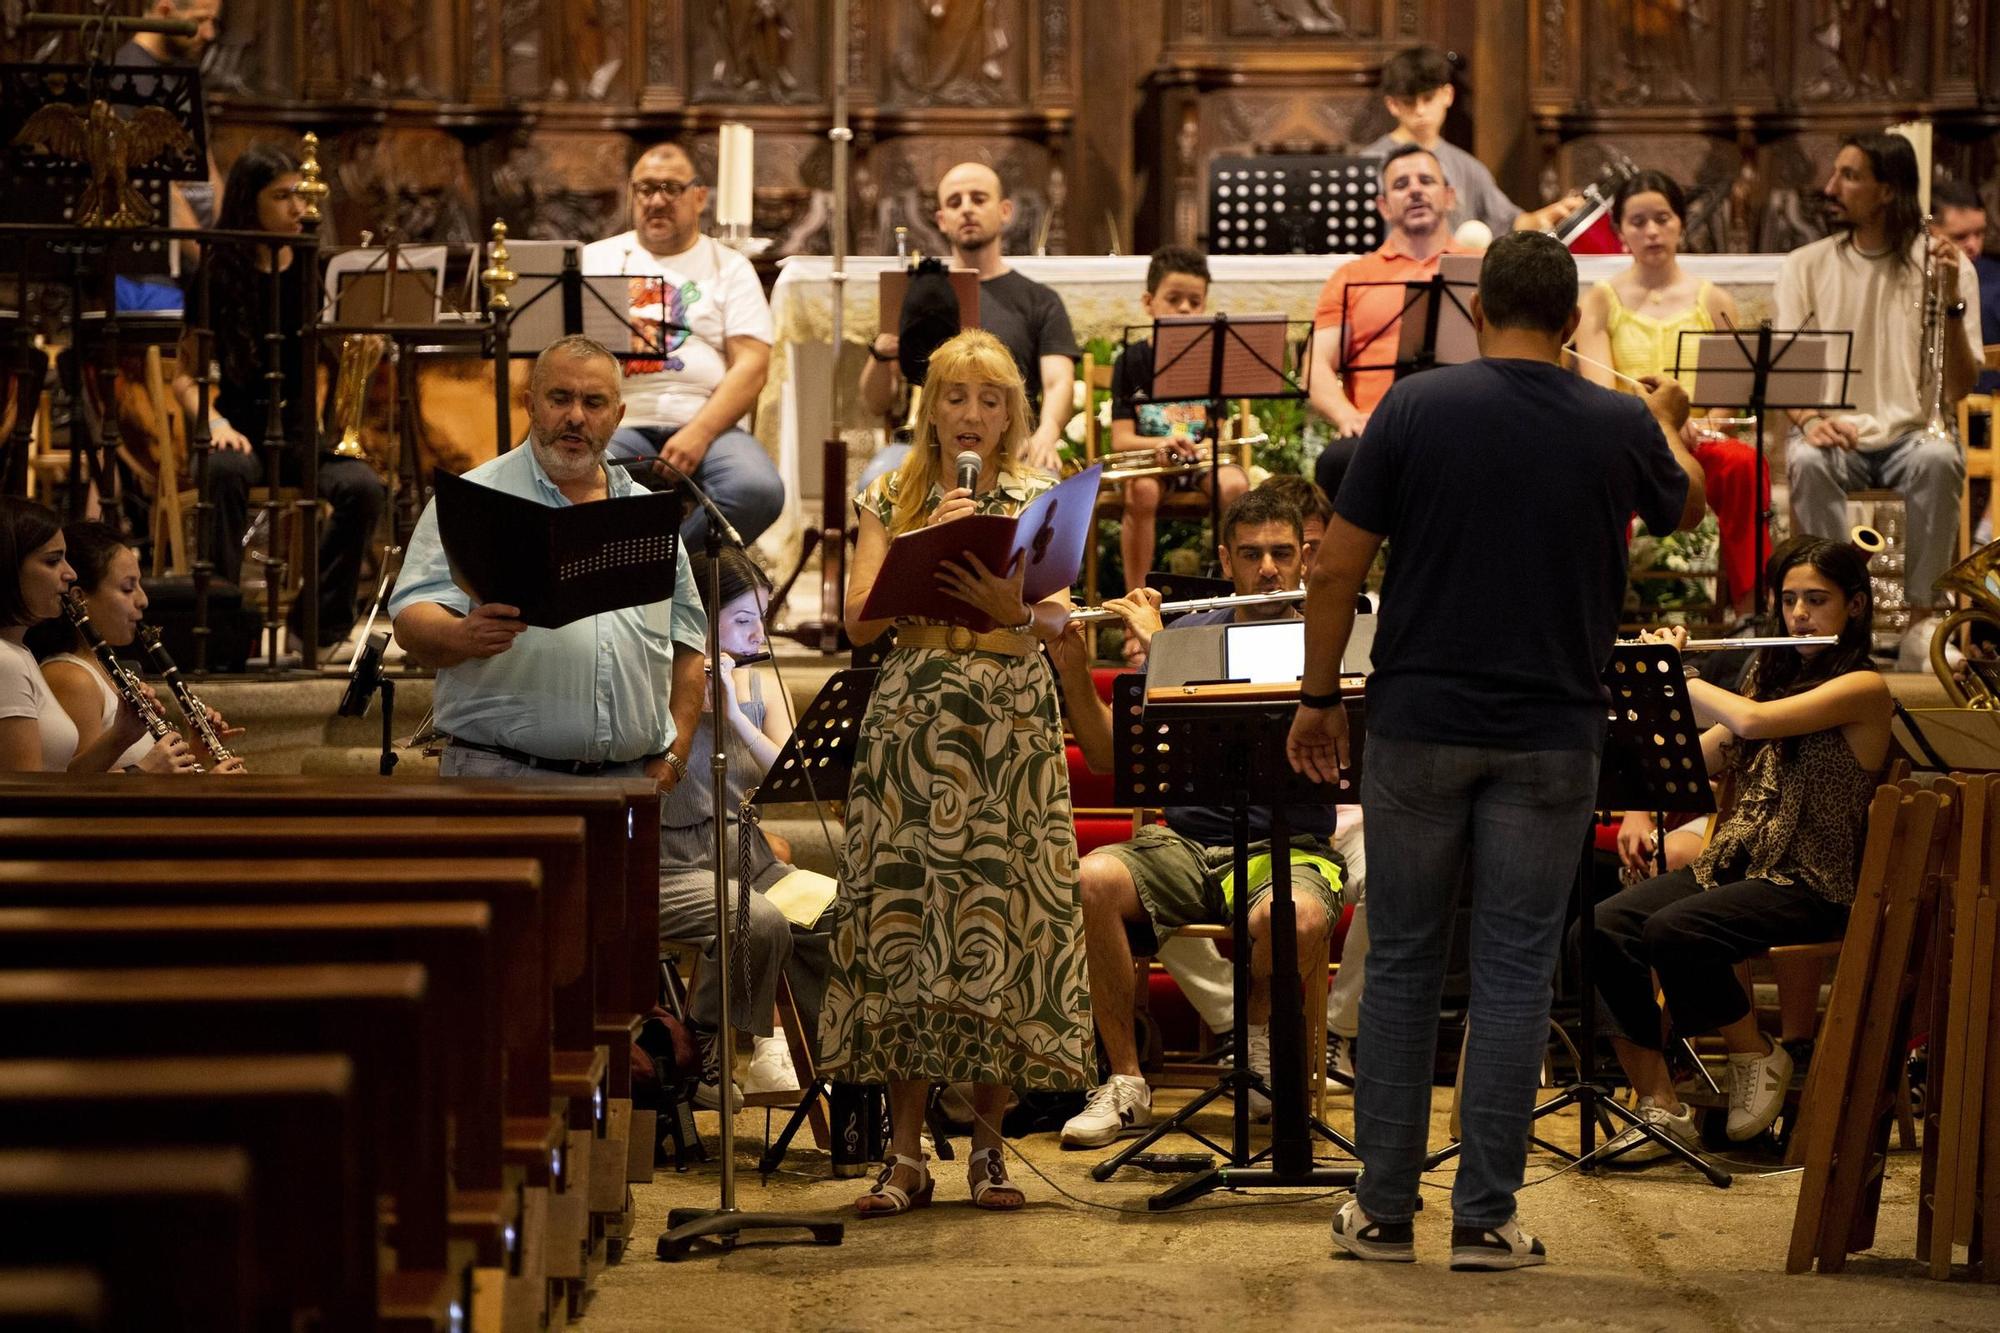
[{"left": 1288, "top": 231, "right": 1705, "bottom": 1269}]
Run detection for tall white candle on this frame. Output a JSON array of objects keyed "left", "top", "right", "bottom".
[{"left": 717, "top": 123, "right": 755, "bottom": 229}]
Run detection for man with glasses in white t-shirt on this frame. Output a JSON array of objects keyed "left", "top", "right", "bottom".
[{"left": 582, "top": 141, "right": 786, "bottom": 546}]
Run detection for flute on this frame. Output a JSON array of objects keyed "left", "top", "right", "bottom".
[
  {"left": 1631, "top": 635, "right": 1839, "bottom": 652},
  {"left": 139, "top": 625, "right": 238, "bottom": 768},
  {"left": 1069, "top": 587, "right": 1839, "bottom": 656},
  {"left": 61, "top": 592, "right": 185, "bottom": 759},
  {"left": 1067, "top": 588, "right": 1305, "bottom": 625}
]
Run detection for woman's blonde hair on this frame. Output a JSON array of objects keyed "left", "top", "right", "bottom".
[{"left": 886, "top": 329, "right": 1033, "bottom": 535}]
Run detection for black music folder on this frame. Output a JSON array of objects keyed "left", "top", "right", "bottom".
[
  {"left": 432, "top": 468, "right": 684, "bottom": 629},
  {"left": 858, "top": 465, "right": 1103, "bottom": 630}
]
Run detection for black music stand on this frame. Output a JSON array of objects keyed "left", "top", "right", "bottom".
[
  {"left": 1091, "top": 675, "right": 1360, "bottom": 1209},
  {"left": 732, "top": 669, "right": 959, "bottom": 1180},
  {"left": 1129, "top": 314, "right": 1308, "bottom": 571},
  {"left": 1675, "top": 326, "right": 1855, "bottom": 618},
  {"left": 1207, "top": 154, "right": 1385, "bottom": 255},
  {"left": 1422, "top": 642, "right": 1729, "bottom": 1187},
  {"left": 1336, "top": 257, "right": 1481, "bottom": 394}
]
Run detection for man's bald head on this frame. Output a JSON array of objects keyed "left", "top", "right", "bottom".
[
  {"left": 935, "top": 161, "right": 1011, "bottom": 263},
  {"left": 937, "top": 161, "right": 1005, "bottom": 207}
]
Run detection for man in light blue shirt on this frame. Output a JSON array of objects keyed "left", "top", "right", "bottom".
[{"left": 390, "top": 335, "right": 707, "bottom": 786}]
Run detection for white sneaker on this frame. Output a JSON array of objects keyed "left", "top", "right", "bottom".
[
  {"left": 742, "top": 1032, "right": 799, "bottom": 1095},
  {"left": 1726, "top": 1037, "right": 1793, "bottom": 1141},
  {"left": 1601, "top": 1098, "right": 1701, "bottom": 1165},
  {"left": 1060, "top": 1074, "right": 1154, "bottom": 1148},
  {"left": 1246, "top": 1024, "right": 1273, "bottom": 1119}
]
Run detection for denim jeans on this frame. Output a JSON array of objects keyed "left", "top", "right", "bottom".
[
  {"left": 1356, "top": 733, "right": 1599, "bottom": 1229},
  {"left": 1786, "top": 428, "right": 1962, "bottom": 609},
  {"left": 608, "top": 424, "right": 787, "bottom": 548}
]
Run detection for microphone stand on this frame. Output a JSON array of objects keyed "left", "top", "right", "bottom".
[{"left": 656, "top": 464, "right": 844, "bottom": 1259}]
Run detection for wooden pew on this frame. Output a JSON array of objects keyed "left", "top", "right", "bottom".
[
  {"left": 0, "top": 902, "right": 523, "bottom": 1329},
  {"left": 0, "top": 775, "right": 665, "bottom": 1215},
  {"left": 0, "top": 859, "right": 556, "bottom": 1333},
  {"left": 0, "top": 1268, "right": 106, "bottom": 1331},
  {"left": 0, "top": 963, "right": 463, "bottom": 1331},
  {"left": 0, "top": 1147, "right": 256, "bottom": 1333},
  {"left": 0, "top": 813, "right": 613, "bottom": 1289},
  {"left": 0, "top": 1054, "right": 372, "bottom": 1332}
]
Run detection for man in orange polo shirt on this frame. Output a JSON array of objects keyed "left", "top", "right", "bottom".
[{"left": 1308, "top": 144, "right": 1479, "bottom": 500}]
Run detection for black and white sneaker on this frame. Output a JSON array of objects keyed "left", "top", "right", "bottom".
[
  {"left": 1327, "top": 1032, "right": 1356, "bottom": 1087},
  {"left": 1060, "top": 1074, "right": 1154, "bottom": 1147},
  {"left": 1329, "top": 1195, "right": 1415, "bottom": 1262},
  {"left": 1450, "top": 1216, "right": 1547, "bottom": 1271}
]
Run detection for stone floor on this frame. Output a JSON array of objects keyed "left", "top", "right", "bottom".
[{"left": 579, "top": 1089, "right": 1993, "bottom": 1332}]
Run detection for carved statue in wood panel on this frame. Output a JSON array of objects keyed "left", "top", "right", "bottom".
[
  {"left": 345, "top": 0, "right": 432, "bottom": 97},
  {"left": 548, "top": 0, "right": 622, "bottom": 101},
  {"left": 1601, "top": 0, "right": 1709, "bottom": 105},
  {"left": 711, "top": 0, "right": 800, "bottom": 99},
  {"left": 1806, "top": 0, "right": 1907, "bottom": 99},
  {"left": 1249, "top": 1, "right": 1348, "bottom": 35},
  {"left": 897, "top": 0, "right": 1012, "bottom": 107}
]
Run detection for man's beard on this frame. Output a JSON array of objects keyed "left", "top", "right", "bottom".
[{"left": 530, "top": 431, "right": 605, "bottom": 483}]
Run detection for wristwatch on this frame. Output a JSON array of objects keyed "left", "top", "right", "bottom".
[
  {"left": 1299, "top": 687, "right": 1342, "bottom": 710},
  {"left": 869, "top": 345, "right": 897, "bottom": 362},
  {"left": 1947, "top": 299, "right": 1968, "bottom": 321},
  {"left": 661, "top": 750, "right": 688, "bottom": 782}
]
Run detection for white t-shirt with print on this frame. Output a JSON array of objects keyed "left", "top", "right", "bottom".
[{"left": 578, "top": 231, "right": 775, "bottom": 431}]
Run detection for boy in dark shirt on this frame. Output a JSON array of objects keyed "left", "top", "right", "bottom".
[{"left": 1110, "top": 245, "right": 1250, "bottom": 584}]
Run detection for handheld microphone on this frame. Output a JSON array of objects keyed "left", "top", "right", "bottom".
[{"left": 954, "top": 449, "right": 981, "bottom": 495}]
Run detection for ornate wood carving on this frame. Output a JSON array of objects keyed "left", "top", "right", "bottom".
[
  {"left": 692, "top": 0, "right": 817, "bottom": 104},
  {"left": 890, "top": 0, "right": 1023, "bottom": 109},
  {"left": 1540, "top": 0, "right": 1566, "bottom": 85},
  {"left": 1237, "top": 1, "right": 1352, "bottom": 37},
  {"left": 1798, "top": 0, "right": 1922, "bottom": 101},
  {"left": 1593, "top": 1, "right": 1719, "bottom": 107}
]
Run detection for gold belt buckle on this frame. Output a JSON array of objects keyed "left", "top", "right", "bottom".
[{"left": 945, "top": 624, "right": 976, "bottom": 652}]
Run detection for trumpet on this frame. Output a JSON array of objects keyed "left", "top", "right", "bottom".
[
  {"left": 139, "top": 625, "right": 238, "bottom": 769},
  {"left": 61, "top": 592, "right": 185, "bottom": 763},
  {"left": 1071, "top": 436, "right": 1257, "bottom": 486}
]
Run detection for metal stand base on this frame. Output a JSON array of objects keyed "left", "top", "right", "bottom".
[
  {"left": 1091, "top": 1072, "right": 1359, "bottom": 1205},
  {"left": 657, "top": 1208, "right": 845, "bottom": 1261},
  {"left": 1430, "top": 1081, "right": 1730, "bottom": 1189}
]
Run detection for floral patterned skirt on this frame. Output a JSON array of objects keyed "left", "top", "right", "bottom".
[{"left": 816, "top": 643, "right": 1091, "bottom": 1089}]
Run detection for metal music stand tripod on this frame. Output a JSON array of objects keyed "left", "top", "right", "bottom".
[
  {"left": 1336, "top": 261, "right": 1481, "bottom": 392},
  {"left": 656, "top": 505, "right": 845, "bottom": 1260},
  {"left": 1090, "top": 676, "right": 1361, "bottom": 1209},
  {"left": 1126, "top": 313, "right": 1308, "bottom": 569},
  {"left": 1674, "top": 325, "right": 1856, "bottom": 618},
  {"left": 1421, "top": 641, "right": 1730, "bottom": 1187}
]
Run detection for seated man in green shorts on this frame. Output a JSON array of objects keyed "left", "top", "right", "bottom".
[{"left": 1050, "top": 488, "right": 1345, "bottom": 1147}]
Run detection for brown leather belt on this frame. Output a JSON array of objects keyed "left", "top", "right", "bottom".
[{"left": 894, "top": 625, "right": 1039, "bottom": 657}]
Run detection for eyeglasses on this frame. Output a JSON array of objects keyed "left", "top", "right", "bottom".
[{"left": 631, "top": 179, "right": 700, "bottom": 202}]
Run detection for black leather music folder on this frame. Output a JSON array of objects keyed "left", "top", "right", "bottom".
[{"left": 432, "top": 468, "right": 683, "bottom": 629}]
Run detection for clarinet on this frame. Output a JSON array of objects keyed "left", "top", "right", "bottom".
[
  {"left": 138, "top": 625, "right": 238, "bottom": 769},
  {"left": 60, "top": 591, "right": 185, "bottom": 761}
]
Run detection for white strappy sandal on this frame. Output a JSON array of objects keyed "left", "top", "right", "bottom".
[
  {"left": 856, "top": 1153, "right": 934, "bottom": 1217},
  {"left": 968, "top": 1146, "right": 1024, "bottom": 1211}
]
